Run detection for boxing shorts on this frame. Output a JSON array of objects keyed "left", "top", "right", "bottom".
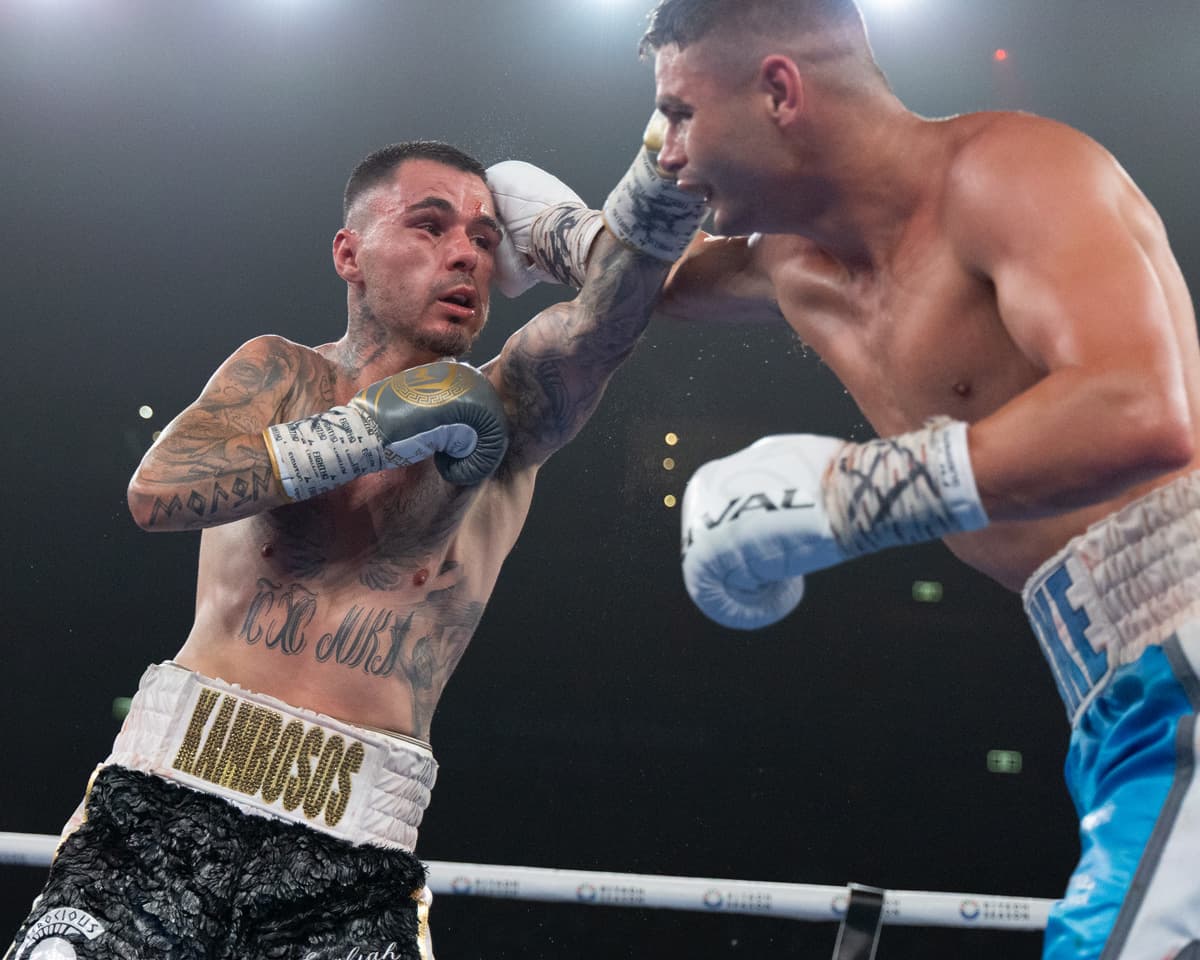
[
  {"left": 1024, "top": 472, "right": 1200, "bottom": 960},
  {"left": 5, "top": 662, "right": 439, "bottom": 960}
]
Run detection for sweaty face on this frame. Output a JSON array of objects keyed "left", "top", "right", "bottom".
[
  {"left": 655, "top": 42, "right": 778, "bottom": 236},
  {"left": 348, "top": 159, "right": 501, "bottom": 358}
]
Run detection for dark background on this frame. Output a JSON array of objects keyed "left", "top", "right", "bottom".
[{"left": 2, "top": 1, "right": 1197, "bottom": 957}]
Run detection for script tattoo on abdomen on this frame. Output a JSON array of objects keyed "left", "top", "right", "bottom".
[
  {"left": 314, "top": 606, "right": 408, "bottom": 676},
  {"left": 238, "top": 563, "right": 486, "bottom": 735},
  {"left": 239, "top": 579, "right": 318, "bottom": 654}
]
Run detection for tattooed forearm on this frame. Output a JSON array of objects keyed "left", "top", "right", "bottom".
[
  {"left": 147, "top": 468, "right": 276, "bottom": 528},
  {"left": 500, "top": 235, "right": 669, "bottom": 460},
  {"left": 152, "top": 347, "right": 322, "bottom": 473},
  {"left": 574, "top": 238, "right": 670, "bottom": 351}
]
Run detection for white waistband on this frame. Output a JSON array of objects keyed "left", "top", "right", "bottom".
[
  {"left": 1022, "top": 473, "right": 1200, "bottom": 721},
  {"left": 103, "top": 662, "right": 438, "bottom": 852}
]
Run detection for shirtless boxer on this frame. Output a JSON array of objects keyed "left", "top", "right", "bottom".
[
  {"left": 4, "top": 139, "right": 705, "bottom": 960},
  {"left": 641, "top": 1, "right": 1200, "bottom": 957}
]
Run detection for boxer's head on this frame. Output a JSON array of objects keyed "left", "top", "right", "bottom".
[
  {"left": 336, "top": 142, "right": 500, "bottom": 359},
  {"left": 643, "top": 0, "right": 888, "bottom": 235},
  {"left": 641, "top": 0, "right": 868, "bottom": 53},
  {"left": 342, "top": 142, "right": 489, "bottom": 224}
]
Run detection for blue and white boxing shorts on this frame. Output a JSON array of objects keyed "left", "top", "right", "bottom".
[{"left": 1024, "top": 473, "right": 1200, "bottom": 960}]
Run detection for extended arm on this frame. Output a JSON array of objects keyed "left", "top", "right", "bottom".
[
  {"left": 494, "top": 232, "right": 670, "bottom": 465},
  {"left": 656, "top": 232, "right": 785, "bottom": 326},
  {"left": 486, "top": 116, "right": 709, "bottom": 468}
]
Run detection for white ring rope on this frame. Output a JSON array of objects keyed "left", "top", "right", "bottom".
[{"left": 0, "top": 831, "right": 1055, "bottom": 931}]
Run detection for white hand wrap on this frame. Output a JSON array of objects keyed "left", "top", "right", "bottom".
[
  {"left": 681, "top": 418, "right": 988, "bottom": 630},
  {"left": 487, "top": 160, "right": 605, "bottom": 296},
  {"left": 602, "top": 111, "right": 707, "bottom": 261},
  {"left": 264, "top": 407, "right": 477, "bottom": 502},
  {"left": 528, "top": 204, "right": 605, "bottom": 289},
  {"left": 824, "top": 417, "right": 988, "bottom": 556},
  {"left": 265, "top": 406, "right": 391, "bottom": 502}
]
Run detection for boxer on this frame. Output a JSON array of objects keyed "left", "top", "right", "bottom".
[
  {"left": 642, "top": 1, "right": 1200, "bottom": 957},
  {"left": 6, "top": 131, "right": 705, "bottom": 960}
]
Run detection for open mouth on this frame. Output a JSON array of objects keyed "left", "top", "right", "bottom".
[{"left": 437, "top": 288, "right": 478, "bottom": 320}]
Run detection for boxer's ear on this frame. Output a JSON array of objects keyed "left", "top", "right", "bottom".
[
  {"left": 334, "top": 228, "right": 363, "bottom": 284},
  {"left": 759, "top": 55, "right": 803, "bottom": 126}
]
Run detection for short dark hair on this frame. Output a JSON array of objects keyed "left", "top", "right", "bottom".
[
  {"left": 343, "top": 141, "right": 487, "bottom": 222},
  {"left": 640, "top": 0, "right": 864, "bottom": 55}
]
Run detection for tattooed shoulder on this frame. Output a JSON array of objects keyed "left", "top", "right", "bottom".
[{"left": 233, "top": 335, "right": 337, "bottom": 418}]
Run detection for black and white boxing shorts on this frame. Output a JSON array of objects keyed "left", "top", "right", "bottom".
[{"left": 5, "top": 662, "right": 439, "bottom": 960}]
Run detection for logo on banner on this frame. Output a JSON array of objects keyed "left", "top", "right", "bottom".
[{"left": 14, "top": 907, "right": 105, "bottom": 960}]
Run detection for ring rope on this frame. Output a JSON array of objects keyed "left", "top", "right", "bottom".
[{"left": 0, "top": 831, "right": 1054, "bottom": 931}]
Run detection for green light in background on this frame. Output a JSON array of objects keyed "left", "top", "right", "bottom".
[
  {"left": 987, "top": 749, "right": 1023, "bottom": 774},
  {"left": 912, "top": 580, "right": 944, "bottom": 603},
  {"left": 112, "top": 697, "right": 132, "bottom": 721}
]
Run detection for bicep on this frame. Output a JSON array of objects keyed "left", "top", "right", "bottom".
[
  {"left": 951, "top": 131, "right": 1193, "bottom": 517},
  {"left": 136, "top": 335, "right": 315, "bottom": 478},
  {"left": 170, "top": 336, "right": 324, "bottom": 437}
]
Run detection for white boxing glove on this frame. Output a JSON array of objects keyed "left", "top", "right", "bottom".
[
  {"left": 681, "top": 419, "right": 988, "bottom": 631},
  {"left": 602, "top": 111, "right": 708, "bottom": 262},
  {"left": 486, "top": 160, "right": 604, "bottom": 297}
]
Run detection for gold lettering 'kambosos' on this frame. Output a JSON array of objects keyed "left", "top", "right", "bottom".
[{"left": 172, "top": 688, "right": 365, "bottom": 827}]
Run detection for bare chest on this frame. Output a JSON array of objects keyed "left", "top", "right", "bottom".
[
  {"left": 769, "top": 240, "right": 1041, "bottom": 434},
  {"left": 254, "top": 461, "right": 477, "bottom": 588}
]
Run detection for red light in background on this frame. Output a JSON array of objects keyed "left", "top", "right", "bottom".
[{"left": 994, "top": 49, "right": 1009, "bottom": 62}]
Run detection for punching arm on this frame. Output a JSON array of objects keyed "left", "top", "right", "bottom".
[
  {"left": 490, "top": 112, "right": 710, "bottom": 469},
  {"left": 682, "top": 419, "right": 987, "bottom": 629}
]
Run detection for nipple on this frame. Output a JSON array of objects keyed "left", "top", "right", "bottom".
[
  {"left": 953, "top": 381, "right": 972, "bottom": 399},
  {"left": 412, "top": 568, "right": 429, "bottom": 587},
  {"left": 261, "top": 543, "right": 275, "bottom": 558}
]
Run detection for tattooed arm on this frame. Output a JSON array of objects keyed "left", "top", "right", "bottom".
[
  {"left": 127, "top": 335, "right": 331, "bottom": 531},
  {"left": 490, "top": 231, "right": 670, "bottom": 469}
]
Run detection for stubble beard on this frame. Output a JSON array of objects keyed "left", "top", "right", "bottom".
[
  {"left": 354, "top": 302, "right": 478, "bottom": 361},
  {"left": 410, "top": 326, "right": 471, "bottom": 358}
]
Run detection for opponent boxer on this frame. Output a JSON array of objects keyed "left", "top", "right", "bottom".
[
  {"left": 641, "top": 1, "right": 1200, "bottom": 957},
  {"left": 5, "top": 137, "right": 705, "bottom": 960}
]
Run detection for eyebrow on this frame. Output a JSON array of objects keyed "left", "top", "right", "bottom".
[{"left": 407, "top": 196, "right": 503, "bottom": 237}]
